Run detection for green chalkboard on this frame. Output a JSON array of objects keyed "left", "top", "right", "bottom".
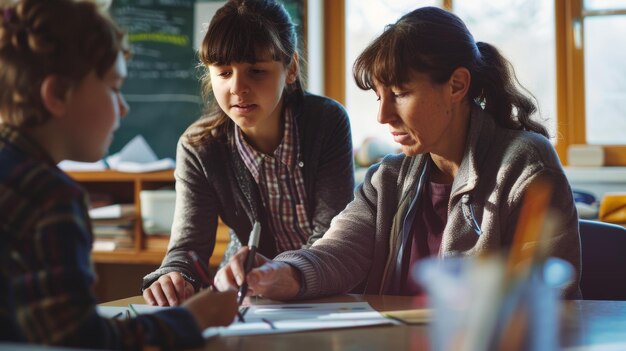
[
  {"left": 109, "top": 0, "right": 305, "bottom": 160},
  {"left": 109, "top": 0, "right": 200, "bottom": 159}
]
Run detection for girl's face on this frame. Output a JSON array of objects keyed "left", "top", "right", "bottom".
[
  {"left": 62, "top": 52, "right": 129, "bottom": 162},
  {"left": 374, "top": 70, "right": 455, "bottom": 157},
  {"left": 208, "top": 54, "right": 297, "bottom": 138}
]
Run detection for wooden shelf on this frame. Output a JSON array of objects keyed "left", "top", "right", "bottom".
[
  {"left": 68, "top": 170, "right": 229, "bottom": 266},
  {"left": 92, "top": 250, "right": 166, "bottom": 264},
  {"left": 70, "top": 169, "right": 176, "bottom": 182}
]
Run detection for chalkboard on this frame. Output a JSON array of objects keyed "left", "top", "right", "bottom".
[
  {"left": 109, "top": 0, "right": 200, "bottom": 159},
  {"left": 108, "top": 0, "right": 305, "bottom": 160}
]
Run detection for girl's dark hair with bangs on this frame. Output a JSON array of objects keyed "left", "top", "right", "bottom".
[
  {"left": 187, "top": 0, "right": 304, "bottom": 144},
  {"left": 353, "top": 6, "right": 548, "bottom": 138},
  {"left": 0, "top": 0, "right": 126, "bottom": 128}
]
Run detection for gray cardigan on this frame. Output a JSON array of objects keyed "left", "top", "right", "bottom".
[
  {"left": 276, "top": 106, "right": 582, "bottom": 299},
  {"left": 143, "top": 93, "right": 354, "bottom": 290}
]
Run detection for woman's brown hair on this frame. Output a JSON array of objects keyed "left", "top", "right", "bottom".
[
  {"left": 186, "top": 0, "right": 304, "bottom": 145},
  {"left": 0, "top": 0, "right": 125, "bottom": 127},
  {"left": 353, "top": 6, "right": 548, "bottom": 138}
]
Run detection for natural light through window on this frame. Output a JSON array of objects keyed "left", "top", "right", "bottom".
[
  {"left": 454, "top": 0, "right": 556, "bottom": 139},
  {"left": 583, "top": 13, "right": 626, "bottom": 144}
]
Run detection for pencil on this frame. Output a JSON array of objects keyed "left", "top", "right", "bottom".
[
  {"left": 187, "top": 250, "right": 246, "bottom": 322},
  {"left": 506, "top": 175, "right": 553, "bottom": 275}
]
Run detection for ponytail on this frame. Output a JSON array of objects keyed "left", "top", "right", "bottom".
[{"left": 470, "top": 42, "right": 548, "bottom": 138}]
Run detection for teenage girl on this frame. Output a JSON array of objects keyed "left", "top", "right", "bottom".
[{"left": 142, "top": 0, "right": 354, "bottom": 306}]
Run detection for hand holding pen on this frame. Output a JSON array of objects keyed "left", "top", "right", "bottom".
[
  {"left": 213, "top": 221, "right": 302, "bottom": 301},
  {"left": 238, "top": 221, "right": 261, "bottom": 305},
  {"left": 188, "top": 250, "right": 246, "bottom": 322}
]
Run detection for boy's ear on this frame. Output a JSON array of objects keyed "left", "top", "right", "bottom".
[
  {"left": 449, "top": 67, "right": 471, "bottom": 103},
  {"left": 286, "top": 53, "right": 299, "bottom": 84},
  {"left": 40, "top": 75, "right": 70, "bottom": 118}
]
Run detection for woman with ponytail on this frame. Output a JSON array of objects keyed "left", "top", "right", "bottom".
[{"left": 216, "top": 6, "right": 581, "bottom": 300}]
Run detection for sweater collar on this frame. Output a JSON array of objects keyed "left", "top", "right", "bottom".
[{"left": 450, "top": 105, "right": 494, "bottom": 197}]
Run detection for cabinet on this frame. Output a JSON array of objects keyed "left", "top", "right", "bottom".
[{"left": 68, "top": 170, "right": 229, "bottom": 267}]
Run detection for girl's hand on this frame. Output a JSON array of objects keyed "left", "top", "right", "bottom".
[
  {"left": 214, "top": 247, "right": 302, "bottom": 300},
  {"left": 143, "top": 271, "right": 195, "bottom": 306}
]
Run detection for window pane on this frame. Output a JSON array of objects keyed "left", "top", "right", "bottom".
[
  {"left": 584, "top": 0, "right": 626, "bottom": 11},
  {"left": 345, "top": 0, "right": 442, "bottom": 149},
  {"left": 584, "top": 15, "right": 626, "bottom": 145},
  {"left": 454, "top": 0, "right": 557, "bottom": 139}
]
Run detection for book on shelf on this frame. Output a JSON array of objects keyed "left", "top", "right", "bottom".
[
  {"left": 93, "top": 236, "right": 134, "bottom": 251},
  {"left": 89, "top": 203, "right": 135, "bottom": 219},
  {"left": 93, "top": 225, "right": 134, "bottom": 237}
]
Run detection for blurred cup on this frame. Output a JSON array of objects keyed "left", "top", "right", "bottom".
[{"left": 413, "top": 255, "right": 573, "bottom": 351}]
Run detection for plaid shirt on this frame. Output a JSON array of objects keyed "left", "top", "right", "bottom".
[
  {"left": 235, "top": 109, "right": 312, "bottom": 252},
  {"left": 0, "top": 124, "right": 203, "bottom": 349}
]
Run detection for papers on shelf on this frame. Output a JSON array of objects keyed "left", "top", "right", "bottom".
[
  {"left": 93, "top": 240, "right": 117, "bottom": 252},
  {"left": 58, "top": 135, "right": 174, "bottom": 173}
]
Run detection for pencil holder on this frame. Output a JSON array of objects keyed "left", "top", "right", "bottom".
[{"left": 413, "top": 255, "right": 573, "bottom": 351}]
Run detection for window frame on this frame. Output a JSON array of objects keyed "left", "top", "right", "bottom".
[{"left": 556, "top": 0, "right": 626, "bottom": 165}]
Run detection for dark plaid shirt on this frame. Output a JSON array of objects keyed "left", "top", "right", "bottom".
[{"left": 0, "top": 124, "right": 203, "bottom": 349}]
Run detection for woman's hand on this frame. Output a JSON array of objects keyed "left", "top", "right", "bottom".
[
  {"left": 214, "top": 247, "right": 302, "bottom": 300},
  {"left": 183, "top": 290, "right": 238, "bottom": 328},
  {"left": 143, "top": 271, "right": 195, "bottom": 306}
]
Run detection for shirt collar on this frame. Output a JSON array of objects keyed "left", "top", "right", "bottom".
[
  {"left": 234, "top": 108, "right": 299, "bottom": 179},
  {"left": 0, "top": 123, "right": 56, "bottom": 166}
]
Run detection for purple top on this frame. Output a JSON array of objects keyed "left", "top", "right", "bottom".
[{"left": 403, "top": 180, "right": 452, "bottom": 295}]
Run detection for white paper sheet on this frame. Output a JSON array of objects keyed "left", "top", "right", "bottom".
[
  {"left": 128, "top": 302, "right": 395, "bottom": 338},
  {"left": 206, "top": 302, "right": 394, "bottom": 337}
]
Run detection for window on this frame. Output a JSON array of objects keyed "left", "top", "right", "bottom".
[
  {"left": 454, "top": 0, "right": 557, "bottom": 137},
  {"left": 582, "top": 4, "right": 626, "bottom": 145},
  {"left": 558, "top": 0, "right": 626, "bottom": 165}
]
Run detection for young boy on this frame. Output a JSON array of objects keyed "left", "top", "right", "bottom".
[{"left": 0, "top": 0, "right": 236, "bottom": 349}]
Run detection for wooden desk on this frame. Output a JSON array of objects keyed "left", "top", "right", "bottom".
[{"left": 102, "top": 295, "right": 626, "bottom": 350}]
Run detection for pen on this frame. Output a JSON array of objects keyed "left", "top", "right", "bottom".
[
  {"left": 237, "top": 221, "right": 261, "bottom": 305},
  {"left": 188, "top": 250, "right": 246, "bottom": 322},
  {"left": 187, "top": 250, "right": 217, "bottom": 291}
]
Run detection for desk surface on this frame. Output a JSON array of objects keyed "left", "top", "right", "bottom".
[{"left": 103, "top": 295, "right": 626, "bottom": 350}]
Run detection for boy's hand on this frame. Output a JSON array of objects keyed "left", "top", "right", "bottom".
[{"left": 143, "top": 271, "right": 194, "bottom": 306}]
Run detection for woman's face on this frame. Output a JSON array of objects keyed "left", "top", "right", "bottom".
[
  {"left": 208, "top": 54, "right": 297, "bottom": 138},
  {"left": 374, "top": 70, "right": 455, "bottom": 157}
]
